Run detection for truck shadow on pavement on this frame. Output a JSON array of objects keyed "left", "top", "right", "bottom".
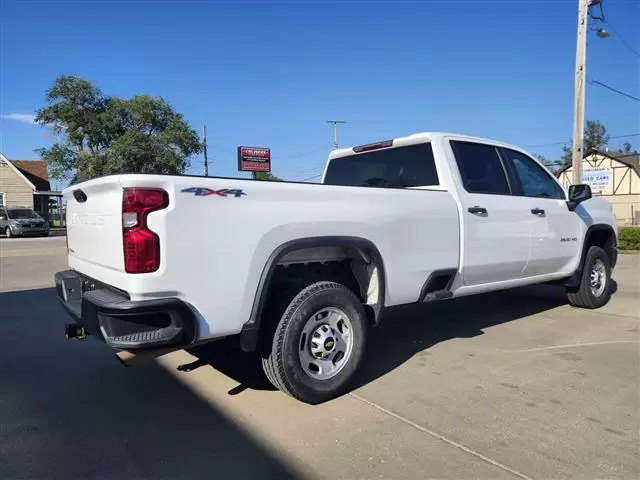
[
  {"left": 182, "top": 281, "right": 617, "bottom": 396},
  {"left": 0, "top": 287, "right": 301, "bottom": 480},
  {"left": 353, "top": 281, "right": 617, "bottom": 389}
]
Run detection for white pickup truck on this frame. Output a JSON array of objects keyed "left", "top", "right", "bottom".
[{"left": 55, "top": 132, "right": 618, "bottom": 404}]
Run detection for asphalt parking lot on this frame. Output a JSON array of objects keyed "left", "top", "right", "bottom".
[{"left": 1, "top": 237, "right": 638, "bottom": 480}]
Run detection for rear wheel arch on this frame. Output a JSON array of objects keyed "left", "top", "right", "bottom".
[{"left": 239, "top": 236, "right": 387, "bottom": 352}]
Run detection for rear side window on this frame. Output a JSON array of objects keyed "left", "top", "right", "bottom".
[
  {"left": 323, "top": 143, "right": 439, "bottom": 188},
  {"left": 450, "top": 141, "right": 511, "bottom": 195}
]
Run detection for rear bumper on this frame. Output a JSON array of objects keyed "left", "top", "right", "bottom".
[{"left": 54, "top": 270, "right": 197, "bottom": 350}]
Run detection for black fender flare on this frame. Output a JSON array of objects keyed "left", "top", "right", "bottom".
[
  {"left": 239, "top": 236, "right": 387, "bottom": 352},
  {"left": 565, "top": 224, "right": 617, "bottom": 288}
]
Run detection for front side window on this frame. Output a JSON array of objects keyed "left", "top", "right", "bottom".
[
  {"left": 450, "top": 141, "right": 511, "bottom": 195},
  {"left": 323, "top": 143, "right": 439, "bottom": 188},
  {"left": 503, "top": 149, "right": 565, "bottom": 199}
]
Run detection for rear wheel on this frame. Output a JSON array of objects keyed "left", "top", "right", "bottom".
[
  {"left": 566, "top": 246, "right": 611, "bottom": 309},
  {"left": 262, "top": 281, "right": 368, "bottom": 404}
]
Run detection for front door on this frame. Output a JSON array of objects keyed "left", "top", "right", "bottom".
[
  {"left": 450, "top": 140, "right": 530, "bottom": 286},
  {"left": 500, "top": 148, "right": 581, "bottom": 277}
]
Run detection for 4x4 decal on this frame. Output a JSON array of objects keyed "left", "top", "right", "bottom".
[{"left": 181, "top": 187, "right": 246, "bottom": 198}]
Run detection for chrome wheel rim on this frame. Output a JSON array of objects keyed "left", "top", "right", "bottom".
[
  {"left": 299, "top": 307, "right": 354, "bottom": 381},
  {"left": 590, "top": 258, "right": 607, "bottom": 297}
]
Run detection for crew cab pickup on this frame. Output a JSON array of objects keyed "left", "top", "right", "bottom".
[{"left": 55, "top": 132, "right": 618, "bottom": 404}]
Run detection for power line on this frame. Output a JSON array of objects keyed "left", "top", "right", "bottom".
[
  {"left": 606, "top": 21, "right": 640, "bottom": 58},
  {"left": 598, "top": 0, "right": 640, "bottom": 58},
  {"left": 525, "top": 132, "right": 640, "bottom": 149},
  {"left": 297, "top": 174, "right": 322, "bottom": 182},
  {"left": 590, "top": 79, "right": 640, "bottom": 102},
  {"left": 276, "top": 144, "right": 332, "bottom": 160},
  {"left": 293, "top": 165, "right": 324, "bottom": 176}
]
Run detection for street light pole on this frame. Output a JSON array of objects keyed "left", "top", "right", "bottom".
[{"left": 571, "top": 0, "right": 589, "bottom": 185}]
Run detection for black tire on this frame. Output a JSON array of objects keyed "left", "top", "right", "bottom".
[
  {"left": 40, "top": 232, "right": 49, "bottom": 237},
  {"left": 566, "top": 246, "right": 611, "bottom": 309},
  {"left": 5, "top": 227, "right": 14, "bottom": 238},
  {"left": 262, "top": 281, "right": 368, "bottom": 404}
]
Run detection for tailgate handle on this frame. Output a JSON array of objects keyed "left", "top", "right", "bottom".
[{"left": 73, "top": 189, "right": 88, "bottom": 203}]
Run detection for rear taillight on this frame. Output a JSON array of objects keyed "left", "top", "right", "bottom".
[{"left": 122, "top": 188, "right": 169, "bottom": 274}]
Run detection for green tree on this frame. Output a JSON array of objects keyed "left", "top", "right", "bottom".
[
  {"left": 535, "top": 154, "right": 565, "bottom": 173},
  {"left": 35, "top": 75, "right": 202, "bottom": 183},
  {"left": 560, "top": 120, "right": 610, "bottom": 167},
  {"left": 620, "top": 141, "right": 638, "bottom": 154},
  {"left": 254, "top": 171, "right": 282, "bottom": 181}
]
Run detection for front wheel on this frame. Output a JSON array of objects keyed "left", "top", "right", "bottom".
[
  {"left": 262, "top": 281, "right": 368, "bottom": 404},
  {"left": 566, "top": 246, "right": 612, "bottom": 309},
  {"left": 5, "top": 227, "right": 14, "bottom": 238}
]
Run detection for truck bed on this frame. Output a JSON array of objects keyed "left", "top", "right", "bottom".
[{"left": 63, "top": 174, "right": 461, "bottom": 340}]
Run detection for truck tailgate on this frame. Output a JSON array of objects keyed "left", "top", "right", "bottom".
[{"left": 64, "top": 176, "right": 125, "bottom": 273}]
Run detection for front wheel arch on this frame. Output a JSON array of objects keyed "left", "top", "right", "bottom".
[{"left": 565, "top": 224, "right": 616, "bottom": 288}]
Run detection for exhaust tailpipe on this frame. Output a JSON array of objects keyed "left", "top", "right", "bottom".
[
  {"left": 115, "top": 347, "right": 180, "bottom": 367},
  {"left": 65, "top": 324, "right": 88, "bottom": 340}
]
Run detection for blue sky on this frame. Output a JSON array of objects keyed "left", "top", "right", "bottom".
[{"left": 1, "top": 0, "right": 638, "bottom": 189}]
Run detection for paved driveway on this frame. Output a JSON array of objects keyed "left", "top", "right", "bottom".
[{"left": 1, "top": 237, "right": 638, "bottom": 479}]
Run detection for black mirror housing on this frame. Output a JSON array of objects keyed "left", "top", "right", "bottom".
[{"left": 567, "top": 184, "right": 592, "bottom": 211}]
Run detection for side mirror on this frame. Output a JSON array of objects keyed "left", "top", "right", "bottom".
[{"left": 567, "top": 184, "right": 592, "bottom": 211}]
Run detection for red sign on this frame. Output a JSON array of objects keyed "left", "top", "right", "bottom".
[{"left": 237, "top": 146, "right": 271, "bottom": 172}]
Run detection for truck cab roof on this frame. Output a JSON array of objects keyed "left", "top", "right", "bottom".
[{"left": 329, "top": 132, "right": 529, "bottom": 161}]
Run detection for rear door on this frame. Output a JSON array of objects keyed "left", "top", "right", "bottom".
[
  {"left": 449, "top": 140, "right": 531, "bottom": 285},
  {"left": 500, "top": 148, "right": 581, "bottom": 276}
]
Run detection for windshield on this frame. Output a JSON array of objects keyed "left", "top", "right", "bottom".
[
  {"left": 8, "top": 209, "right": 40, "bottom": 219},
  {"left": 323, "top": 143, "right": 439, "bottom": 188}
]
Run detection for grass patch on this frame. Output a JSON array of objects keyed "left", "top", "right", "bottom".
[{"left": 618, "top": 227, "right": 640, "bottom": 251}]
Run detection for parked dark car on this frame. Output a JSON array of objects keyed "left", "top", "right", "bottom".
[{"left": 0, "top": 206, "right": 50, "bottom": 238}]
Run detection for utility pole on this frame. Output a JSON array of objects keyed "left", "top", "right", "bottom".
[
  {"left": 202, "top": 125, "right": 209, "bottom": 177},
  {"left": 326, "top": 120, "right": 347, "bottom": 150},
  {"left": 571, "top": 0, "right": 590, "bottom": 185}
]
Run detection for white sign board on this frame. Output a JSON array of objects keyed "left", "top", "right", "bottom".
[{"left": 583, "top": 167, "right": 611, "bottom": 191}]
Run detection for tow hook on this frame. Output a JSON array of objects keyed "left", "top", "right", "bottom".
[{"left": 65, "top": 324, "right": 88, "bottom": 340}]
